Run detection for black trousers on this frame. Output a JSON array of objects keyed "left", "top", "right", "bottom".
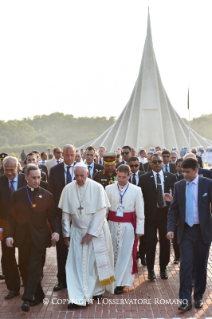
[
  {"left": 19, "top": 234, "right": 45, "bottom": 302},
  {"left": 179, "top": 224, "right": 210, "bottom": 302},
  {"left": 173, "top": 224, "right": 180, "bottom": 259},
  {"left": 1, "top": 239, "right": 20, "bottom": 292},
  {"left": 145, "top": 207, "right": 170, "bottom": 271},
  {"left": 56, "top": 223, "right": 68, "bottom": 284}
]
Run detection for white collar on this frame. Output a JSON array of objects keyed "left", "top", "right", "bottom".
[
  {"left": 64, "top": 162, "right": 75, "bottom": 168},
  {"left": 152, "top": 169, "right": 163, "bottom": 177}
]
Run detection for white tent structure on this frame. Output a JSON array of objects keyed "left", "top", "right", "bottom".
[{"left": 79, "top": 11, "right": 212, "bottom": 151}]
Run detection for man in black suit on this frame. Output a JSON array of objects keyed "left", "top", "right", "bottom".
[
  {"left": 32, "top": 150, "right": 49, "bottom": 180},
  {"left": 128, "top": 156, "right": 146, "bottom": 266},
  {"left": 6, "top": 165, "right": 60, "bottom": 312},
  {"left": 0, "top": 156, "right": 27, "bottom": 299},
  {"left": 162, "top": 150, "right": 177, "bottom": 174},
  {"left": 117, "top": 146, "right": 144, "bottom": 172},
  {"left": 143, "top": 151, "right": 153, "bottom": 173},
  {"left": 191, "top": 147, "right": 203, "bottom": 168},
  {"left": 23, "top": 153, "right": 47, "bottom": 181},
  {"left": 48, "top": 144, "right": 76, "bottom": 291},
  {"left": 138, "top": 154, "right": 176, "bottom": 280},
  {"left": 85, "top": 146, "right": 104, "bottom": 178},
  {"left": 167, "top": 158, "right": 212, "bottom": 312}
]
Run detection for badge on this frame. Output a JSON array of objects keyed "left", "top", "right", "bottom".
[
  {"left": 39, "top": 195, "right": 42, "bottom": 198},
  {"left": 32, "top": 204, "right": 36, "bottom": 208},
  {"left": 116, "top": 205, "right": 124, "bottom": 217}
]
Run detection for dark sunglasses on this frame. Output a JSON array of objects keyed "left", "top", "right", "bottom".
[
  {"left": 55, "top": 151, "right": 62, "bottom": 154},
  {"left": 162, "top": 155, "right": 170, "bottom": 158},
  {"left": 130, "top": 164, "right": 139, "bottom": 168},
  {"left": 152, "top": 160, "right": 162, "bottom": 164},
  {"left": 122, "top": 151, "right": 130, "bottom": 155}
]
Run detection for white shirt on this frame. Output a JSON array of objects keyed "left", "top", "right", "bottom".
[
  {"left": 55, "top": 158, "right": 62, "bottom": 165},
  {"left": 86, "top": 162, "right": 94, "bottom": 179},
  {"left": 64, "top": 162, "right": 75, "bottom": 184},
  {"left": 139, "top": 157, "right": 148, "bottom": 164},
  {"left": 152, "top": 169, "right": 166, "bottom": 207},
  {"left": 131, "top": 171, "right": 139, "bottom": 185}
]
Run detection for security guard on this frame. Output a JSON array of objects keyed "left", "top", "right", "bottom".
[
  {"left": 93, "top": 152, "right": 117, "bottom": 188},
  {"left": 0, "top": 153, "right": 8, "bottom": 176}
]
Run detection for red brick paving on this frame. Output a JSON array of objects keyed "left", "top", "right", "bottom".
[{"left": 1, "top": 244, "right": 212, "bottom": 318}]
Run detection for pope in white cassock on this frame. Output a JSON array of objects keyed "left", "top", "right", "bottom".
[
  {"left": 105, "top": 164, "right": 144, "bottom": 295},
  {"left": 58, "top": 162, "right": 115, "bottom": 310}
]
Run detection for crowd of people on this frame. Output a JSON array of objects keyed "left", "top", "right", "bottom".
[{"left": 0, "top": 144, "right": 212, "bottom": 313}]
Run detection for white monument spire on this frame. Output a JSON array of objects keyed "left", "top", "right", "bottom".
[{"left": 79, "top": 10, "right": 212, "bottom": 151}]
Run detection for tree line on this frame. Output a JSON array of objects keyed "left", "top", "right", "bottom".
[
  {"left": 0, "top": 113, "right": 115, "bottom": 153},
  {"left": 0, "top": 112, "right": 211, "bottom": 154}
]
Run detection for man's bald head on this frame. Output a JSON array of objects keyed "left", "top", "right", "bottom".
[
  {"left": 3, "top": 156, "right": 19, "bottom": 179},
  {"left": 63, "top": 144, "right": 76, "bottom": 153},
  {"left": 183, "top": 152, "right": 196, "bottom": 160}
]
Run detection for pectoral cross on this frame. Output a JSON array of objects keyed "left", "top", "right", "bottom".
[{"left": 78, "top": 205, "right": 84, "bottom": 214}]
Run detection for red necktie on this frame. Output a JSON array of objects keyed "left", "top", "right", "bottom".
[{"left": 57, "top": 160, "right": 59, "bottom": 164}]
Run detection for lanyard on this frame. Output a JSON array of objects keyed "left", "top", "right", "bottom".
[
  {"left": 64, "top": 167, "right": 73, "bottom": 182},
  {"left": 117, "top": 183, "right": 129, "bottom": 204},
  {"left": 26, "top": 186, "right": 38, "bottom": 208}
]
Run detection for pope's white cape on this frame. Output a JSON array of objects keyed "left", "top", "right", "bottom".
[{"left": 58, "top": 179, "right": 115, "bottom": 305}]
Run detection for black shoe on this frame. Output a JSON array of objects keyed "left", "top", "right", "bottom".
[
  {"left": 93, "top": 294, "right": 103, "bottom": 300},
  {"left": 67, "top": 303, "right": 79, "bottom": 310},
  {"left": 53, "top": 282, "right": 67, "bottom": 291},
  {"left": 178, "top": 301, "right": 192, "bottom": 312},
  {"left": 5, "top": 290, "right": 20, "bottom": 299},
  {"left": 0, "top": 274, "right": 5, "bottom": 280},
  {"left": 160, "top": 269, "right": 168, "bottom": 279},
  {"left": 174, "top": 258, "right": 180, "bottom": 264},
  {"left": 194, "top": 300, "right": 203, "bottom": 308},
  {"left": 192, "top": 278, "right": 195, "bottom": 287},
  {"left": 29, "top": 298, "right": 43, "bottom": 306},
  {"left": 141, "top": 257, "right": 147, "bottom": 266},
  {"left": 114, "top": 286, "right": 124, "bottom": 294},
  {"left": 21, "top": 301, "right": 30, "bottom": 312},
  {"left": 148, "top": 270, "right": 156, "bottom": 280}
]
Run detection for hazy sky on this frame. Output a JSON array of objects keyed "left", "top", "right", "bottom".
[{"left": 0, "top": 0, "right": 212, "bottom": 122}]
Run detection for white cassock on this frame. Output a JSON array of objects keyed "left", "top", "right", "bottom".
[
  {"left": 58, "top": 178, "right": 115, "bottom": 306},
  {"left": 105, "top": 182, "right": 144, "bottom": 288}
]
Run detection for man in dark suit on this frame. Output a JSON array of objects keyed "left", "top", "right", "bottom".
[
  {"left": 0, "top": 156, "right": 27, "bottom": 299},
  {"left": 48, "top": 144, "right": 76, "bottom": 291},
  {"left": 191, "top": 147, "right": 203, "bottom": 168},
  {"left": 117, "top": 146, "right": 144, "bottom": 172},
  {"left": 128, "top": 156, "right": 146, "bottom": 266},
  {"left": 32, "top": 150, "right": 49, "bottom": 180},
  {"left": 138, "top": 154, "right": 176, "bottom": 280},
  {"left": 85, "top": 146, "right": 104, "bottom": 178},
  {"left": 143, "top": 151, "right": 153, "bottom": 173},
  {"left": 162, "top": 150, "right": 177, "bottom": 174},
  {"left": 167, "top": 158, "right": 212, "bottom": 312},
  {"left": 6, "top": 165, "right": 60, "bottom": 312},
  {"left": 23, "top": 153, "right": 47, "bottom": 181}
]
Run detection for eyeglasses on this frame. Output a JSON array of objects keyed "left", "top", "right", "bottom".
[
  {"left": 162, "top": 155, "right": 170, "bottom": 158},
  {"left": 152, "top": 160, "right": 162, "bottom": 164},
  {"left": 55, "top": 151, "right": 62, "bottom": 154},
  {"left": 122, "top": 152, "right": 130, "bottom": 155},
  {"left": 130, "top": 164, "right": 139, "bottom": 168}
]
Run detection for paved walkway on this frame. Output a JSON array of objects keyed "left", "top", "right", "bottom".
[{"left": 1, "top": 243, "right": 212, "bottom": 319}]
